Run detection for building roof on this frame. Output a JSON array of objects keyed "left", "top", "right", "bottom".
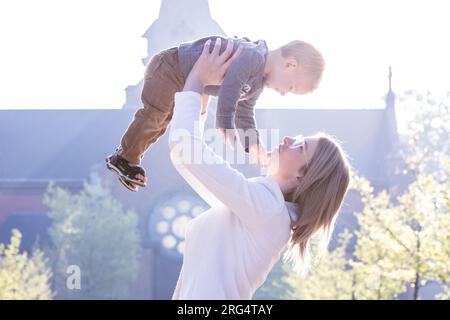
[{"left": 0, "top": 106, "right": 394, "bottom": 184}]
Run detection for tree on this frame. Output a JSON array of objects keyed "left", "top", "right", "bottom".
[
  {"left": 0, "top": 229, "right": 54, "bottom": 300},
  {"left": 43, "top": 181, "right": 141, "bottom": 299},
  {"left": 350, "top": 173, "right": 449, "bottom": 300},
  {"left": 397, "top": 90, "right": 449, "bottom": 180},
  {"left": 298, "top": 90, "right": 450, "bottom": 300}
]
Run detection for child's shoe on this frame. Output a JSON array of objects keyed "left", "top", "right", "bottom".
[{"left": 105, "top": 150, "right": 147, "bottom": 192}]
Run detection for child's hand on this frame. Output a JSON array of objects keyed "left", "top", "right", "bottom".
[
  {"left": 201, "top": 94, "right": 210, "bottom": 114},
  {"left": 249, "top": 144, "right": 270, "bottom": 167},
  {"left": 218, "top": 128, "right": 237, "bottom": 149}
]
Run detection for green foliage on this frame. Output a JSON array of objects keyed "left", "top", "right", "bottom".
[
  {"left": 398, "top": 90, "right": 450, "bottom": 180},
  {"left": 352, "top": 172, "right": 449, "bottom": 299},
  {"left": 0, "top": 229, "right": 54, "bottom": 300},
  {"left": 43, "top": 181, "right": 141, "bottom": 299}
]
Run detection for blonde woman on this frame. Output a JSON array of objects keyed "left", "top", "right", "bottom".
[{"left": 169, "top": 39, "right": 351, "bottom": 299}]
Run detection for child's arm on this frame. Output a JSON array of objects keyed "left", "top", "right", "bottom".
[
  {"left": 235, "top": 96, "right": 259, "bottom": 152},
  {"left": 215, "top": 49, "right": 264, "bottom": 131},
  {"left": 235, "top": 96, "right": 269, "bottom": 167},
  {"left": 248, "top": 143, "right": 269, "bottom": 167},
  {"left": 169, "top": 92, "right": 282, "bottom": 226}
]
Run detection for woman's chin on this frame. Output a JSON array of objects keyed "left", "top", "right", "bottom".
[{"left": 266, "top": 149, "right": 280, "bottom": 171}]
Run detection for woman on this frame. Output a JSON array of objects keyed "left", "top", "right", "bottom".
[{"left": 168, "top": 39, "right": 351, "bottom": 299}]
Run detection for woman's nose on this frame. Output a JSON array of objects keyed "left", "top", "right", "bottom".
[{"left": 283, "top": 137, "right": 293, "bottom": 145}]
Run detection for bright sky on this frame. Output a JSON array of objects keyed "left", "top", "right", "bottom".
[{"left": 0, "top": 0, "right": 449, "bottom": 109}]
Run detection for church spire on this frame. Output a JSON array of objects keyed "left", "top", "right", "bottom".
[
  {"left": 122, "top": 0, "right": 226, "bottom": 109},
  {"left": 386, "top": 66, "right": 395, "bottom": 110},
  {"left": 142, "top": 0, "right": 225, "bottom": 65},
  {"left": 385, "top": 66, "right": 398, "bottom": 141},
  {"left": 383, "top": 66, "right": 404, "bottom": 189}
]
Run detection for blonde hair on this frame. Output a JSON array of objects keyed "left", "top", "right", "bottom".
[
  {"left": 280, "top": 40, "right": 325, "bottom": 92},
  {"left": 284, "top": 132, "right": 351, "bottom": 275}
]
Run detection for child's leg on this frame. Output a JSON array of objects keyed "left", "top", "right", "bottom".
[{"left": 118, "top": 48, "right": 184, "bottom": 165}]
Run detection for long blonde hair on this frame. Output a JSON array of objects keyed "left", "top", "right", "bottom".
[{"left": 284, "top": 132, "right": 351, "bottom": 275}]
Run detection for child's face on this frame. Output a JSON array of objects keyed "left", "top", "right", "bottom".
[{"left": 264, "top": 58, "right": 312, "bottom": 96}]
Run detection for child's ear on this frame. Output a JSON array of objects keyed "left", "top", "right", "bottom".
[{"left": 284, "top": 57, "right": 298, "bottom": 69}]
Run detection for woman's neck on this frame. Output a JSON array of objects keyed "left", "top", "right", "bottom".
[{"left": 269, "top": 174, "right": 292, "bottom": 199}]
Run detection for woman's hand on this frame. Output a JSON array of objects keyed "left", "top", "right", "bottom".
[{"left": 184, "top": 38, "right": 242, "bottom": 94}]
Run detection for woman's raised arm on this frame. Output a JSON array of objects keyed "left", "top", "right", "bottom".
[{"left": 168, "top": 40, "right": 282, "bottom": 226}]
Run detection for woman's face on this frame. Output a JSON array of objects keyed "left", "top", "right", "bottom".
[{"left": 268, "top": 135, "right": 319, "bottom": 182}]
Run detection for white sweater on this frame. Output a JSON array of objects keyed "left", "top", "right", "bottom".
[{"left": 168, "top": 91, "right": 298, "bottom": 300}]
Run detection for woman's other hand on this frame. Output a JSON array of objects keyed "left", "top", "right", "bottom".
[{"left": 184, "top": 38, "right": 243, "bottom": 93}]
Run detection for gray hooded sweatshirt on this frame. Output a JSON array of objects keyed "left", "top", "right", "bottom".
[{"left": 178, "top": 36, "right": 268, "bottom": 152}]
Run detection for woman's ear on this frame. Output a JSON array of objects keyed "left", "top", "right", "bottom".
[
  {"left": 297, "top": 168, "right": 306, "bottom": 180},
  {"left": 285, "top": 176, "right": 302, "bottom": 195},
  {"left": 293, "top": 175, "right": 303, "bottom": 188},
  {"left": 295, "top": 168, "right": 307, "bottom": 184}
]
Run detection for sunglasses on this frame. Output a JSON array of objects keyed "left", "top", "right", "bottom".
[{"left": 288, "top": 137, "right": 309, "bottom": 172}]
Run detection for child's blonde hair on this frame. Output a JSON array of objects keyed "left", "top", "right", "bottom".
[{"left": 280, "top": 40, "right": 325, "bottom": 92}]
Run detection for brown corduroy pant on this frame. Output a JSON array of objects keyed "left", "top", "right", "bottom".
[{"left": 117, "top": 47, "right": 185, "bottom": 165}]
